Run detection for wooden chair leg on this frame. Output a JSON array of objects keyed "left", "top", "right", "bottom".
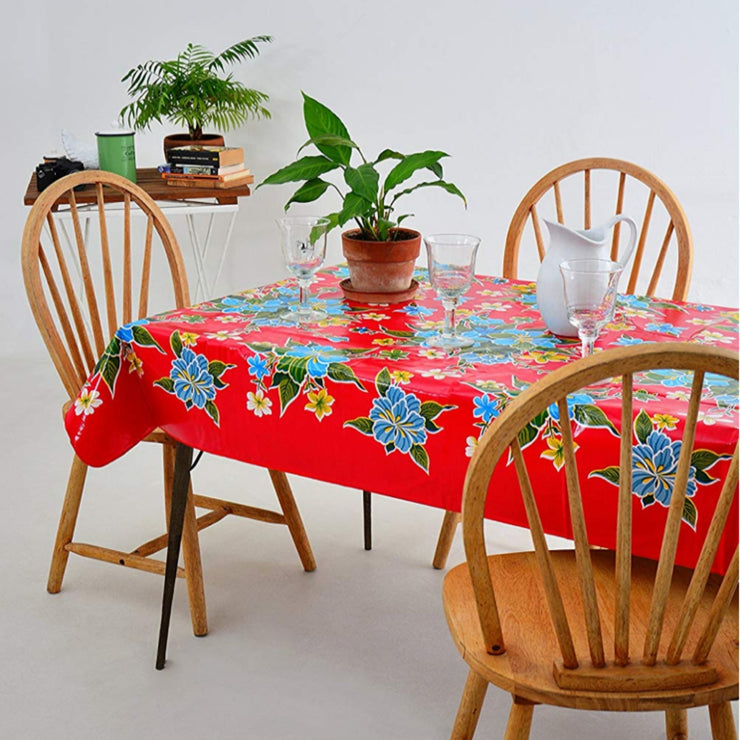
[
  {"left": 709, "top": 702, "right": 738, "bottom": 740},
  {"left": 665, "top": 708, "right": 688, "bottom": 739},
  {"left": 268, "top": 469, "right": 316, "bottom": 572},
  {"left": 433, "top": 511, "right": 461, "bottom": 569},
  {"left": 450, "top": 668, "right": 488, "bottom": 740},
  {"left": 163, "top": 445, "right": 207, "bottom": 637},
  {"left": 47, "top": 454, "right": 88, "bottom": 593},
  {"left": 504, "top": 698, "right": 534, "bottom": 740}
]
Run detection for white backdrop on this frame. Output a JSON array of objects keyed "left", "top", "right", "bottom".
[{"left": 4, "top": 0, "right": 737, "bottom": 358}]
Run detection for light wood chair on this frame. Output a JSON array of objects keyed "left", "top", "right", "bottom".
[
  {"left": 443, "top": 343, "right": 738, "bottom": 739},
  {"left": 22, "top": 169, "right": 315, "bottom": 637},
  {"left": 433, "top": 157, "right": 695, "bottom": 570}
]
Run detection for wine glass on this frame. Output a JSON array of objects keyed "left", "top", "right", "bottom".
[
  {"left": 277, "top": 216, "right": 330, "bottom": 322},
  {"left": 559, "top": 258, "right": 623, "bottom": 358},
  {"left": 424, "top": 234, "right": 481, "bottom": 349}
]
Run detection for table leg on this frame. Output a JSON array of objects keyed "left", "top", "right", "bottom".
[
  {"left": 363, "top": 490, "right": 372, "bottom": 551},
  {"left": 156, "top": 442, "right": 193, "bottom": 670}
]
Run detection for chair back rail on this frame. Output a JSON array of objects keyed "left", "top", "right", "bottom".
[
  {"left": 502, "top": 158, "right": 693, "bottom": 301},
  {"left": 461, "top": 343, "right": 738, "bottom": 693},
  {"left": 22, "top": 170, "right": 189, "bottom": 399}
]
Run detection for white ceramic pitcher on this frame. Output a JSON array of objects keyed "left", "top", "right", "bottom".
[{"left": 536, "top": 215, "right": 637, "bottom": 336}]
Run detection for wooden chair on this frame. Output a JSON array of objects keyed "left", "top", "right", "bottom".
[
  {"left": 22, "top": 170, "right": 315, "bottom": 637},
  {"left": 443, "top": 343, "right": 738, "bottom": 739},
  {"left": 433, "top": 157, "right": 695, "bottom": 570}
]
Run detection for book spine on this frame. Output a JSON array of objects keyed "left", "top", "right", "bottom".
[
  {"left": 171, "top": 164, "right": 220, "bottom": 176},
  {"left": 167, "top": 152, "right": 221, "bottom": 165}
]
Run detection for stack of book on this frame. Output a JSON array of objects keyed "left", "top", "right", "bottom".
[{"left": 161, "top": 146, "right": 254, "bottom": 189}]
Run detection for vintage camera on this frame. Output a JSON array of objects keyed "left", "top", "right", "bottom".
[{"left": 35, "top": 157, "right": 85, "bottom": 192}]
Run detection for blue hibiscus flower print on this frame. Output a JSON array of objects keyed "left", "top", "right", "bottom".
[
  {"left": 632, "top": 430, "right": 697, "bottom": 505},
  {"left": 170, "top": 347, "right": 216, "bottom": 409},
  {"left": 473, "top": 393, "right": 500, "bottom": 424},
  {"left": 645, "top": 322, "right": 685, "bottom": 337},
  {"left": 369, "top": 386, "right": 427, "bottom": 453},
  {"left": 286, "top": 346, "right": 341, "bottom": 378},
  {"left": 247, "top": 353, "right": 270, "bottom": 381},
  {"left": 115, "top": 318, "right": 149, "bottom": 342},
  {"left": 616, "top": 335, "right": 644, "bottom": 346}
]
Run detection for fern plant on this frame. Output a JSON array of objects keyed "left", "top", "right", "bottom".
[{"left": 120, "top": 37, "right": 272, "bottom": 140}]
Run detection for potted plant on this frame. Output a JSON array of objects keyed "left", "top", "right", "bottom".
[
  {"left": 259, "top": 93, "right": 467, "bottom": 301},
  {"left": 119, "top": 36, "right": 273, "bottom": 156}
]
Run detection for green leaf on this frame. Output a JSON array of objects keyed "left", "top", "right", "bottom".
[
  {"left": 383, "top": 150, "right": 448, "bottom": 192},
  {"left": 208, "top": 360, "right": 233, "bottom": 380},
  {"left": 327, "top": 362, "right": 365, "bottom": 389},
  {"left": 589, "top": 466, "right": 621, "bottom": 485},
  {"left": 691, "top": 448, "right": 729, "bottom": 471},
  {"left": 99, "top": 353, "right": 121, "bottom": 395},
  {"left": 375, "top": 149, "right": 404, "bottom": 163},
  {"left": 424, "top": 418, "right": 442, "bottom": 433},
  {"left": 345, "top": 164, "right": 379, "bottom": 203},
  {"left": 276, "top": 355, "right": 308, "bottom": 386},
  {"left": 420, "top": 400, "right": 453, "bottom": 421},
  {"left": 338, "top": 192, "right": 373, "bottom": 225},
  {"left": 154, "top": 377, "right": 175, "bottom": 393},
  {"left": 276, "top": 376, "right": 301, "bottom": 412},
  {"left": 297, "top": 134, "right": 359, "bottom": 156},
  {"left": 634, "top": 409, "right": 653, "bottom": 444},
  {"left": 260, "top": 155, "right": 340, "bottom": 186},
  {"left": 131, "top": 325, "right": 163, "bottom": 351},
  {"left": 302, "top": 93, "right": 352, "bottom": 165},
  {"left": 389, "top": 179, "right": 467, "bottom": 208},
  {"left": 682, "top": 497, "right": 698, "bottom": 529},
  {"left": 409, "top": 443, "right": 430, "bottom": 472},
  {"left": 573, "top": 404, "right": 619, "bottom": 435},
  {"left": 284, "top": 178, "right": 332, "bottom": 209},
  {"left": 170, "top": 331, "right": 183, "bottom": 358},
  {"left": 204, "top": 400, "right": 220, "bottom": 426},
  {"left": 375, "top": 368, "right": 392, "bottom": 396},
  {"left": 344, "top": 416, "right": 374, "bottom": 435},
  {"left": 378, "top": 326, "right": 415, "bottom": 338},
  {"left": 517, "top": 423, "right": 539, "bottom": 449}
]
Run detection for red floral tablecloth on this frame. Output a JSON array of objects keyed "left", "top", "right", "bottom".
[{"left": 65, "top": 266, "right": 738, "bottom": 572}]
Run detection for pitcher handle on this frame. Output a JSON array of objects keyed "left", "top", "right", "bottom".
[{"left": 603, "top": 214, "right": 637, "bottom": 268}]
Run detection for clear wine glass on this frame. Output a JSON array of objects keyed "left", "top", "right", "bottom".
[
  {"left": 424, "top": 234, "right": 481, "bottom": 349},
  {"left": 559, "top": 258, "right": 623, "bottom": 358},
  {"left": 277, "top": 216, "right": 330, "bottom": 323}
]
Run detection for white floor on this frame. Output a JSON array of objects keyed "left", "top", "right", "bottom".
[{"left": 1, "top": 354, "right": 736, "bottom": 739}]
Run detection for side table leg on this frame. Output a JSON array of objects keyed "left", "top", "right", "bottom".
[{"left": 156, "top": 442, "right": 193, "bottom": 670}]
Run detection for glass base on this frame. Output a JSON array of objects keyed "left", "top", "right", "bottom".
[
  {"left": 426, "top": 333, "right": 474, "bottom": 350},
  {"left": 281, "top": 306, "right": 327, "bottom": 323}
]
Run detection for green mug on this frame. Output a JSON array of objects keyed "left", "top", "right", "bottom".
[{"left": 96, "top": 129, "right": 137, "bottom": 182}]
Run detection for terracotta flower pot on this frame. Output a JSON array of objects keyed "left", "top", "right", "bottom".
[
  {"left": 341, "top": 228, "right": 421, "bottom": 302},
  {"left": 163, "top": 133, "right": 225, "bottom": 160}
]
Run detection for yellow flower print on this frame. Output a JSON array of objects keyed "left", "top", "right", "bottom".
[
  {"left": 247, "top": 390, "right": 272, "bottom": 417},
  {"left": 541, "top": 435, "right": 577, "bottom": 470},
  {"left": 372, "top": 338, "right": 396, "bottom": 346},
  {"left": 304, "top": 388, "right": 335, "bottom": 421},
  {"left": 360, "top": 312, "right": 390, "bottom": 321},
  {"left": 522, "top": 350, "right": 572, "bottom": 364},
  {"left": 74, "top": 388, "right": 102, "bottom": 416},
  {"left": 127, "top": 352, "right": 144, "bottom": 375},
  {"left": 419, "top": 348, "right": 446, "bottom": 359},
  {"left": 652, "top": 413, "right": 678, "bottom": 430},
  {"left": 391, "top": 370, "right": 413, "bottom": 384},
  {"left": 465, "top": 435, "right": 478, "bottom": 457},
  {"left": 180, "top": 332, "right": 199, "bottom": 346}
]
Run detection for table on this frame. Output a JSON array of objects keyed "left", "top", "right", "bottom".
[
  {"left": 24, "top": 168, "right": 254, "bottom": 301},
  {"left": 62, "top": 267, "right": 739, "bottom": 664}
]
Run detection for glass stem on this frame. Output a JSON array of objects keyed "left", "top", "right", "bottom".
[
  {"left": 579, "top": 331, "right": 595, "bottom": 358},
  {"left": 298, "top": 279, "right": 311, "bottom": 311},
  {"left": 442, "top": 298, "right": 457, "bottom": 337}
]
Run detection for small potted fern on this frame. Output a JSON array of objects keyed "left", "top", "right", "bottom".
[
  {"left": 120, "top": 36, "right": 273, "bottom": 156},
  {"left": 260, "top": 93, "right": 467, "bottom": 301}
]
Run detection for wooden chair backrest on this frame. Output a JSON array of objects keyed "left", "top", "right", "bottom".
[
  {"left": 502, "top": 158, "right": 693, "bottom": 301},
  {"left": 462, "top": 343, "right": 738, "bottom": 687},
  {"left": 22, "top": 170, "right": 190, "bottom": 400}
]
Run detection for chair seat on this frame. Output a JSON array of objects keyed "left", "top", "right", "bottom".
[{"left": 443, "top": 549, "right": 738, "bottom": 712}]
